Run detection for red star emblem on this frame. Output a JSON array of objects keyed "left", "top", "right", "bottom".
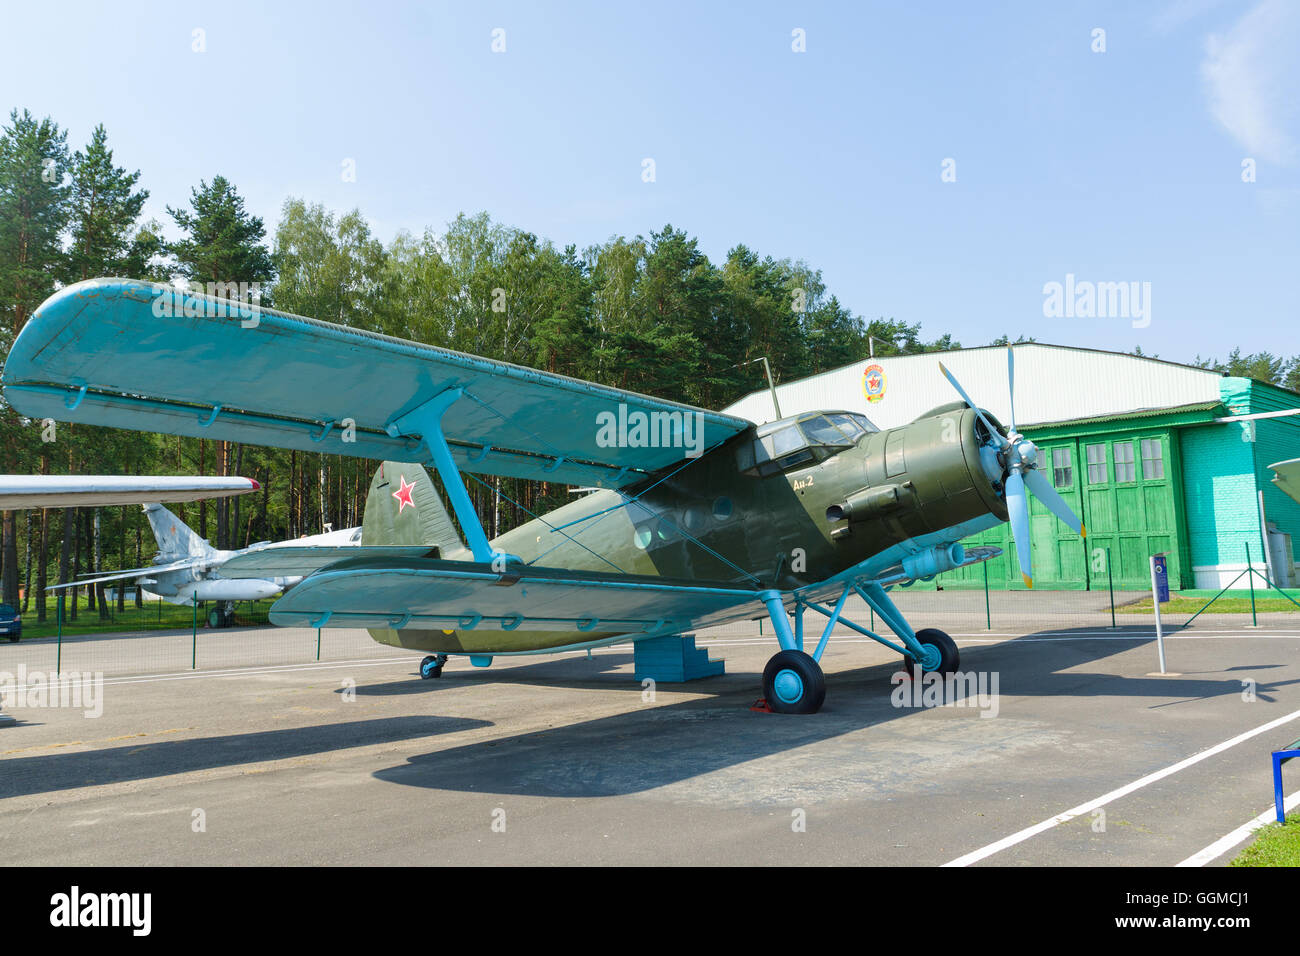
[{"left": 392, "top": 475, "right": 416, "bottom": 513}]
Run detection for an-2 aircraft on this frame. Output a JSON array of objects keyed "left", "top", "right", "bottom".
[{"left": 3, "top": 279, "right": 1085, "bottom": 713}]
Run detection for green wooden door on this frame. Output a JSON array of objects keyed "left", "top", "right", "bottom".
[{"left": 1077, "top": 431, "right": 1178, "bottom": 588}]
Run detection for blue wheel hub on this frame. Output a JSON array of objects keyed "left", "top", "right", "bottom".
[
  {"left": 917, "top": 644, "right": 942, "bottom": 672},
  {"left": 773, "top": 668, "right": 804, "bottom": 704}
]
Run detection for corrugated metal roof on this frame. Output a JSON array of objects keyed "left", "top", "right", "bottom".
[
  {"left": 722, "top": 343, "right": 1227, "bottom": 430},
  {"left": 1022, "top": 400, "right": 1224, "bottom": 432}
]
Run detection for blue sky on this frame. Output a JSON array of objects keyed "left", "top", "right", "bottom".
[{"left": 3, "top": 0, "right": 1296, "bottom": 365}]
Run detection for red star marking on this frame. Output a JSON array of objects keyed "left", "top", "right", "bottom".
[{"left": 392, "top": 476, "right": 416, "bottom": 513}]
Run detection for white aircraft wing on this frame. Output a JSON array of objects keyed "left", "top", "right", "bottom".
[
  {"left": 44, "top": 556, "right": 212, "bottom": 591},
  {"left": 0, "top": 475, "right": 259, "bottom": 510}
]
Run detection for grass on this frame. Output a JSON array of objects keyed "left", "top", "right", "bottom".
[
  {"left": 9, "top": 595, "right": 274, "bottom": 640},
  {"left": 1230, "top": 813, "right": 1300, "bottom": 867},
  {"left": 1118, "top": 595, "right": 1300, "bottom": 615}
]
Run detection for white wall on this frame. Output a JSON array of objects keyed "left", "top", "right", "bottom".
[{"left": 722, "top": 343, "right": 1224, "bottom": 429}]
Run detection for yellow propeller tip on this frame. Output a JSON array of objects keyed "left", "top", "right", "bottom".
[{"left": 1022, "top": 574, "right": 1033, "bottom": 589}]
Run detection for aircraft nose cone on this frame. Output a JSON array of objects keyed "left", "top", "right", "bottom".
[{"left": 1014, "top": 437, "right": 1037, "bottom": 468}]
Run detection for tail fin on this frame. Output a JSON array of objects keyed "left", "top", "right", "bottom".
[
  {"left": 143, "top": 503, "right": 215, "bottom": 559},
  {"left": 362, "top": 461, "right": 468, "bottom": 558}
]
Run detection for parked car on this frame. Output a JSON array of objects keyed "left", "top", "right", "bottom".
[{"left": 0, "top": 604, "right": 20, "bottom": 642}]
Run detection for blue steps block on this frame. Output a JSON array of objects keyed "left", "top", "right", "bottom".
[{"left": 633, "top": 634, "right": 724, "bottom": 683}]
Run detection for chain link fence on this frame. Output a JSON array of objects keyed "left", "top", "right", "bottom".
[{"left": 2, "top": 566, "right": 1297, "bottom": 681}]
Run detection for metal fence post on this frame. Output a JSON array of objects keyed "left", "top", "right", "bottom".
[
  {"left": 316, "top": 627, "right": 322, "bottom": 662},
  {"left": 192, "top": 595, "right": 198, "bottom": 670},
  {"left": 1246, "top": 541, "right": 1257, "bottom": 628},
  {"left": 983, "top": 559, "right": 991, "bottom": 630},
  {"left": 1107, "top": 547, "right": 1116, "bottom": 629},
  {"left": 56, "top": 597, "right": 63, "bottom": 674}
]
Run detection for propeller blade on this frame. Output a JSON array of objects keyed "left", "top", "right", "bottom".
[
  {"left": 1007, "top": 346, "right": 1017, "bottom": 434},
  {"left": 938, "top": 362, "right": 1009, "bottom": 447},
  {"left": 1023, "top": 468, "right": 1086, "bottom": 538},
  {"left": 1005, "top": 468, "right": 1033, "bottom": 588}
]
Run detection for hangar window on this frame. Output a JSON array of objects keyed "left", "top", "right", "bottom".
[
  {"left": 1051, "top": 447, "right": 1073, "bottom": 488},
  {"left": 1113, "top": 441, "right": 1136, "bottom": 482},
  {"left": 1086, "top": 443, "right": 1107, "bottom": 484},
  {"left": 1140, "top": 438, "right": 1164, "bottom": 479}
]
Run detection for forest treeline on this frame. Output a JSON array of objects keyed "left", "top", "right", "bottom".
[{"left": 2, "top": 108, "right": 1298, "bottom": 619}]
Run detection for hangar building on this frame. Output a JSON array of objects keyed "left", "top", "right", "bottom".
[{"left": 723, "top": 344, "right": 1300, "bottom": 591}]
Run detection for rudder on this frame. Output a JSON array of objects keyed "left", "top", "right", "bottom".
[
  {"left": 362, "top": 461, "right": 468, "bottom": 558},
  {"left": 143, "top": 503, "right": 213, "bottom": 559}
]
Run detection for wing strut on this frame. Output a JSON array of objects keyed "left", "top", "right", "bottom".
[{"left": 386, "top": 388, "right": 511, "bottom": 565}]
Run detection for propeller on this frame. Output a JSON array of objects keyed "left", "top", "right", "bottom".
[{"left": 940, "top": 347, "right": 1086, "bottom": 588}]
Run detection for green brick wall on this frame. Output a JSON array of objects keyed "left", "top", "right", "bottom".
[{"left": 1179, "top": 423, "right": 1257, "bottom": 567}]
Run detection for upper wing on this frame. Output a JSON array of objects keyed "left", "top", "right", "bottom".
[
  {"left": 0, "top": 475, "right": 258, "bottom": 510},
  {"left": 3, "top": 279, "right": 753, "bottom": 489},
  {"left": 1271, "top": 458, "right": 1300, "bottom": 505}
]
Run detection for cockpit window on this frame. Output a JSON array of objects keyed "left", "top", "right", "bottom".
[
  {"left": 801, "top": 414, "right": 858, "bottom": 446},
  {"left": 741, "top": 411, "right": 872, "bottom": 477}
]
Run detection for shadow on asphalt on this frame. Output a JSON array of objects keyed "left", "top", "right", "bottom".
[
  {"left": 0, "top": 716, "right": 488, "bottom": 799},
  {"left": 368, "top": 627, "right": 1300, "bottom": 798}
]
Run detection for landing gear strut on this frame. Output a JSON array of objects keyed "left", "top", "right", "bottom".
[
  {"left": 419, "top": 654, "right": 448, "bottom": 679},
  {"left": 757, "top": 581, "right": 961, "bottom": 714}
]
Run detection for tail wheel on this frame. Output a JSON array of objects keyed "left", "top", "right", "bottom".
[
  {"left": 762, "top": 649, "right": 826, "bottom": 714},
  {"left": 419, "top": 655, "right": 444, "bottom": 679},
  {"left": 903, "top": 628, "right": 960, "bottom": 676}
]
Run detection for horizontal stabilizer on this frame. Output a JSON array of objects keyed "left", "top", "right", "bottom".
[
  {"left": 268, "top": 558, "right": 762, "bottom": 635},
  {"left": 218, "top": 545, "right": 439, "bottom": 579},
  {"left": 45, "top": 556, "right": 207, "bottom": 591}
]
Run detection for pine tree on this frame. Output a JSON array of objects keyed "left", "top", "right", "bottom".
[
  {"left": 0, "top": 109, "right": 70, "bottom": 351},
  {"left": 64, "top": 124, "right": 149, "bottom": 282},
  {"left": 166, "top": 175, "right": 275, "bottom": 295}
]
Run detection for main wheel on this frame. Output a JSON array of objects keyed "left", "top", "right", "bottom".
[
  {"left": 419, "top": 655, "right": 444, "bottom": 679},
  {"left": 902, "top": 628, "right": 959, "bottom": 676},
  {"left": 762, "top": 649, "right": 826, "bottom": 714}
]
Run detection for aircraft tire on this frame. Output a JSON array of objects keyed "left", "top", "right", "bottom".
[
  {"left": 419, "top": 655, "right": 443, "bottom": 679},
  {"left": 762, "top": 649, "right": 826, "bottom": 714},
  {"left": 907, "top": 628, "right": 959, "bottom": 675}
]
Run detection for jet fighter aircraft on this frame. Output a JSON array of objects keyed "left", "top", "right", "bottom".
[
  {"left": 2, "top": 279, "right": 1085, "bottom": 713},
  {"left": 45, "top": 502, "right": 376, "bottom": 625}
]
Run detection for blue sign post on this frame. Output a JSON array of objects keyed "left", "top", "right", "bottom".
[
  {"left": 1153, "top": 554, "right": 1170, "bottom": 603},
  {"left": 1149, "top": 553, "right": 1170, "bottom": 674}
]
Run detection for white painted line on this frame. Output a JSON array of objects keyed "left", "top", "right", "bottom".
[
  {"left": 1176, "top": 790, "right": 1300, "bottom": 867},
  {"left": 56, "top": 657, "right": 416, "bottom": 689},
  {"left": 942, "top": 707, "right": 1300, "bottom": 867}
]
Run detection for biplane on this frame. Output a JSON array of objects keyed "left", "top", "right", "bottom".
[{"left": 2, "top": 279, "right": 1084, "bottom": 713}]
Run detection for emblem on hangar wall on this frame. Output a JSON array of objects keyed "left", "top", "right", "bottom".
[{"left": 862, "top": 363, "right": 886, "bottom": 403}]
